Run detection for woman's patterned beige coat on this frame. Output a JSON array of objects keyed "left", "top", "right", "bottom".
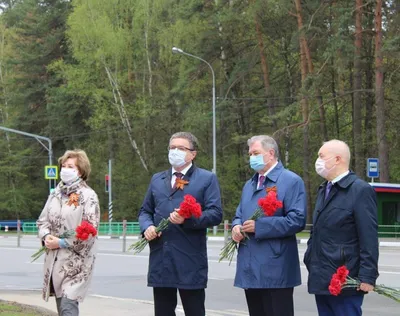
[{"left": 37, "top": 181, "right": 100, "bottom": 302}]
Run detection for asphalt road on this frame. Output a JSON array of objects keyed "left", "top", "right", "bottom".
[{"left": 1, "top": 236, "right": 399, "bottom": 315}]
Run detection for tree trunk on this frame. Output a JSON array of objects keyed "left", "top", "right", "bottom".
[
  {"left": 104, "top": 64, "right": 149, "bottom": 172},
  {"left": 364, "top": 6, "right": 374, "bottom": 159},
  {"left": 253, "top": 8, "right": 277, "bottom": 130},
  {"left": 144, "top": 0, "right": 153, "bottom": 97},
  {"left": 331, "top": 67, "right": 340, "bottom": 138},
  {"left": 353, "top": 0, "right": 363, "bottom": 176},
  {"left": 0, "top": 30, "right": 18, "bottom": 219},
  {"left": 374, "top": 0, "right": 389, "bottom": 182},
  {"left": 282, "top": 37, "right": 294, "bottom": 167},
  {"left": 294, "top": 0, "right": 312, "bottom": 221},
  {"left": 330, "top": 1, "right": 340, "bottom": 138},
  {"left": 302, "top": 41, "right": 328, "bottom": 141}
]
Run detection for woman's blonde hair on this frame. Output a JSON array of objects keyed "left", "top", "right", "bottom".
[{"left": 58, "top": 149, "right": 91, "bottom": 181}]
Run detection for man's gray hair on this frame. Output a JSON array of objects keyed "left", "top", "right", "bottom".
[
  {"left": 247, "top": 135, "right": 279, "bottom": 158},
  {"left": 170, "top": 132, "right": 199, "bottom": 150}
]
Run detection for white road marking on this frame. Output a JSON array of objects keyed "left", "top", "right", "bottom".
[
  {"left": 5, "top": 247, "right": 400, "bottom": 275},
  {"left": 91, "top": 294, "right": 247, "bottom": 315}
]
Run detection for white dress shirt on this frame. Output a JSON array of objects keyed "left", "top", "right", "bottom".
[
  {"left": 257, "top": 161, "right": 279, "bottom": 189},
  {"left": 171, "top": 163, "right": 193, "bottom": 187},
  {"left": 331, "top": 170, "right": 350, "bottom": 184}
]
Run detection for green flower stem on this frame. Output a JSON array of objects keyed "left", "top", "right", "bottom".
[
  {"left": 341, "top": 277, "right": 400, "bottom": 303},
  {"left": 219, "top": 209, "right": 264, "bottom": 264},
  {"left": 31, "top": 229, "right": 75, "bottom": 263},
  {"left": 128, "top": 218, "right": 170, "bottom": 254}
]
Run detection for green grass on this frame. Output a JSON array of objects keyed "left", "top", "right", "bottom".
[{"left": 0, "top": 302, "right": 43, "bottom": 316}]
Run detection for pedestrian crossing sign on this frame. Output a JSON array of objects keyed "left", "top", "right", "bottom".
[{"left": 45, "top": 165, "right": 58, "bottom": 180}]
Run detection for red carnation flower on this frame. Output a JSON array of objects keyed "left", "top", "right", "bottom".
[
  {"left": 326, "top": 265, "right": 400, "bottom": 302},
  {"left": 178, "top": 194, "right": 202, "bottom": 219},
  {"left": 258, "top": 190, "right": 283, "bottom": 217},
  {"left": 336, "top": 266, "right": 349, "bottom": 283},
  {"left": 329, "top": 276, "right": 342, "bottom": 296},
  {"left": 75, "top": 221, "right": 97, "bottom": 241}
]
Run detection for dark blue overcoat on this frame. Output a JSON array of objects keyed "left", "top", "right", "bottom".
[
  {"left": 232, "top": 162, "right": 307, "bottom": 289},
  {"left": 304, "top": 172, "right": 379, "bottom": 295},
  {"left": 139, "top": 165, "right": 222, "bottom": 289}
]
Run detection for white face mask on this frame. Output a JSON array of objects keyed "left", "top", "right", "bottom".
[
  {"left": 315, "top": 157, "right": 335, "bottom": 178},
  {"left": 60, "top": 167, "right": 79, "bottom": 184},
  {"left": 168, "top": 149, "right": 187, "bottom": 168}
]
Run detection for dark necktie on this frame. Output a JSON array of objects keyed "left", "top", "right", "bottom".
[
  {"left": 325, "top": 181, "right": 333, "bottom": 200},
  {"left": 173, "top": 172, "right": 183, "bottom": 189},
  {"left": 258, "top": 175, "right": 265, "bottom": 189}
]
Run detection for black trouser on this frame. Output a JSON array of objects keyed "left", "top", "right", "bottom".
[
  {"left": 153, "top": 287, "right": 205, "bottom": 316},
  {"left": 244, "top": 288, "right": 294, "bottom": 316}
]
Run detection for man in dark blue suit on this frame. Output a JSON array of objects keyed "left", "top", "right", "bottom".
[
  {"left": 304, "top": 139, "right": 379, "bottom": 316},
  {"left": 232, "top": 135, "right": 307, "bottom": 316},
  {"left": 139, "top": 132, "right": 222, "bottom": 316}
]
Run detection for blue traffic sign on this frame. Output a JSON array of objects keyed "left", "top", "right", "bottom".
[
  {"left": 367, "top": 158, "right": 379, "bottom": 178},
  {"left": 45, "top": 165, "right": 58, "bottom": 180}
]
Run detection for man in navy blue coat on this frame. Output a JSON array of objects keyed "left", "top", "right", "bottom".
[
  {"left": 232, "top": 135, "right": 307, "bottom": 316},
  {"left": 139, "top": 132, "right": 222, "bottom": 316},
  {"left": 304, "top": 139, "right": 379, "bottom": 316}
]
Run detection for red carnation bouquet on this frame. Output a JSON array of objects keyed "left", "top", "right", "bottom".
[
  {"left": 75, "top": 220, "right": 98, "bottom": 240},
  {"left": 219, "top": 186, "right": 283, "bottom": 264},
  {"left": 128, "top": 194, "right": 202, "bottom": 254},
  {"left": 329, "top": 265, "right": 400, "bottom": 302},
  {"left": 31, "top": 220, "right": 97, "bottom": 262}
]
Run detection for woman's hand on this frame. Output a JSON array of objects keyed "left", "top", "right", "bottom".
[{"left": 45, "top": 235, "right": 60, "bottom": 250}]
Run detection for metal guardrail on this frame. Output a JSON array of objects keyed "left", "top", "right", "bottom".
[
  {"left": 98, "top": 222, "right": 141, "bottom": 235},
  {"left": 14, "top": 222, "right": 400, "bottom": 239},
  {"left": 22, "top": 222, "right": 142, "bottom": 235},
  {"left": 22, "top": 222, "right": 37, "bottom": 233}
]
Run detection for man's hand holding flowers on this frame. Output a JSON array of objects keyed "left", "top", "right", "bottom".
[
  {"left": 130, "top": 194, "right": 202, "bottom": 254},
  {"left": 170, "top": 209, "right": 185, "bottom": 224},
  {"left": 359, "top": 283, "right": 374, "bottom": 292},
  {"left": 232, "top": 225, "right": 244, "bottom": 243},
  {"left": 242, "top": 220, "right": 255, "bottom": 233},
  {"left": 144, "top": 225, "right": 161, "bottom": 241}
]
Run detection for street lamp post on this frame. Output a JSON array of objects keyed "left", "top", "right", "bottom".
[
  {"left": 0, "top": 126, "right": 53, "bottom": 191},
  {"left": 172, "top": 47, "right": 217, "bottom": 175}
]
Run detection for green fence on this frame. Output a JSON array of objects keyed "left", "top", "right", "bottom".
[
  {"left": 21, "top": 222, "right": 141, "bottom": 235},
  {"left": 17, "top": 222, "right": 400, "bottom": 238},
  {"left": 378, "top": 223, "right": 400, "bottom": 238},
  {"left": 98, "top": 222, "right": 141, "bottom": 235},
  {"left": 22, "top": 222, "right": 37, "bottom": 233}
]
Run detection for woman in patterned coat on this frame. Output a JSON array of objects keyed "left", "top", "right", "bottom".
[{"left": 37, "top": 149, "right": 100, "bottom": 316}]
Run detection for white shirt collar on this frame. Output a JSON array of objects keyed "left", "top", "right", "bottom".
[
  {"left": 172, "top": 163, "right": 193, "bottom": 176},
  {"left": 331, "top": 170, "right": 350, "bottom": 184},
  {"left": 262, "top": 161, "right": 278, "bottom": 177}
]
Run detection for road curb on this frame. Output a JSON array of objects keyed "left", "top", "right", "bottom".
[
  {"left": 97, "top": 235, "right": 400, "bottom": 247},
  {"left": 296, "top": 238, "right": 400, "bottom": 247}
]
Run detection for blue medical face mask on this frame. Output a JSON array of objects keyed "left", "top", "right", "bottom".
[{"left": 250, "top": 154, "right": 267, "bottom": 171}]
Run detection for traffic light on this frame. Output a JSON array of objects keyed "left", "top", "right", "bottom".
[{"left": 105, "top": 174, "right": 109, "bottom": 193}]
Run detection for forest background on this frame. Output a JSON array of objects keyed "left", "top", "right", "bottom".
[{"left": 0, "top": 0, "right": 398, "bottom": 224}]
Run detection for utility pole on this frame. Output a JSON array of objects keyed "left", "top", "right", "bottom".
[{"left": 108, "top": 159, "right": 113, "bottom": 236}]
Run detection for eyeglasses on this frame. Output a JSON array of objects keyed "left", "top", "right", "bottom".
[{"left": 168, "top": 146, "right": 195, "bottom": 152}]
